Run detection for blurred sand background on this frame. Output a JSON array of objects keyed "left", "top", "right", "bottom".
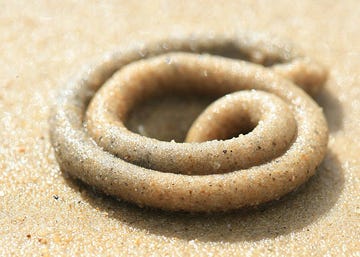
[{"left": 0, "top": 1, "right": 359, "bottom": 256}]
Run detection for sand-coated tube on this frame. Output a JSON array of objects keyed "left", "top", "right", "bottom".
[{"left": 49, "top": 32, "right": 328, "bottom": 212}]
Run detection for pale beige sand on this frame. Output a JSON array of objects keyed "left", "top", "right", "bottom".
[{"left": 0, "top": 1, "right": 359, "bottom": 256}]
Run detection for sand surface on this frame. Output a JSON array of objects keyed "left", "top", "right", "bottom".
[{"left": 0, "top": 1, "right": 359, "bottom": 256}]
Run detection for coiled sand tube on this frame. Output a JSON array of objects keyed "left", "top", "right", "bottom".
[{"left": 50, "top": 33, "right": 328, "bottom": 212}]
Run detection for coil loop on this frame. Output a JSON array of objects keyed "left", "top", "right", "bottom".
[{"left": 50, "top": 33, "right": 328, "bottom": 212}]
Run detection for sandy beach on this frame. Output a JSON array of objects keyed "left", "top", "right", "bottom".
[{"left": 0, "top": 1, "right": 359, "bottom": 256}]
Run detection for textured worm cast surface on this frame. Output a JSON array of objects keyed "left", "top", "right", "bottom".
[{"left": 50, "top": 32, "right": 328, "bottom": 212}]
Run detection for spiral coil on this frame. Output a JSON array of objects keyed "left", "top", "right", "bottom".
[{"left": 50, "top": 32, "right": 328, "bottom": 212}]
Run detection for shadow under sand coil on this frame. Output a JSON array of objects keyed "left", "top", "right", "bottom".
[{"left": 50, "top": 32, "right": 328, "bottom": 212}]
